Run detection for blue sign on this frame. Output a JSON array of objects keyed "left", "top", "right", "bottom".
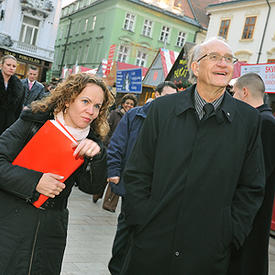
[{"left": 116, "top": 68, "right": 142, "bottom": 94}]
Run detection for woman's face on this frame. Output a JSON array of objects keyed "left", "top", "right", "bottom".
[
  {"left": 122, "top": 99, "right": 135, "bottom": 112},
  {"left": 1, "top": 58, "right": 17, "bottom": 77},
  {"left": 64, "top": 83, "right": 104, "bottom": 129}
]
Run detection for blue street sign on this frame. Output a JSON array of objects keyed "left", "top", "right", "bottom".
[{"left": 116, "top": 68, "right": 142, "bottom": 94}]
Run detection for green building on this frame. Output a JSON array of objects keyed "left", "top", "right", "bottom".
[{"left": 52, "top": 0, "right": 208, "bottom": 77}]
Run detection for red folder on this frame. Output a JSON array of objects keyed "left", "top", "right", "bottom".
[{"left": 12, "top": 120, "right": 84, "bottom": 208}]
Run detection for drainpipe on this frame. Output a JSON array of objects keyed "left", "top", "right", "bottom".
[
  {"left": 257, "top": 0, "right": 271, "bottom": 63},
  {"left": 59, "top": 17, "right": 72, "bottom": 75}
]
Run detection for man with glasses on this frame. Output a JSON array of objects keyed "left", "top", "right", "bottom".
[{"left": 120, "top": 37, "right": 265, "bottom": 275}]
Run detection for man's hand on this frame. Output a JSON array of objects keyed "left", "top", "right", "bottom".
[{"left": 107, "top": 176, "right": 120, "bottom": 185}]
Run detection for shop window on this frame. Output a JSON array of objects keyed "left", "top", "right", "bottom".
[
  {"left": 241, "top": 16, "right": 256, "bottom": 40},
  {"left": 142, "top": 19, "right": 152, "bottom": 37},
  {"left": 117, "top": 45, "right": 129, "bottom": 63},
  {"left": 123, "top": 13, "right": 135, "bottom": 32},
  {"left": 176, "top": 31, "right": 186, "bottom": 47},
  {"left": 19, "top": 16, "right": 39, "bottom": 45},
  {"left": 160, "top": 25, "right": 170, "bottom": 43},
  {"left": 136, "top": 51, "right": 147, "bottom": 67},
  {"left": 218, "top": 19, "right": 230, "bottom": 39}
]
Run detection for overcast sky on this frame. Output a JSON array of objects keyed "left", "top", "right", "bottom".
[{"left": 62, "top": 0, "right": 76, "bottom": 7}]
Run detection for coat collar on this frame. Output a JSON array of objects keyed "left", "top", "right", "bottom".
[
  {"left": 175, "top": 84, "right": 236, "bottom": 123},
  {"left": 257, "top": 103, "right": 272, "bottom": 113}
]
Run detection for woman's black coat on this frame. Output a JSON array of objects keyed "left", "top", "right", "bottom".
[
  {"left": 0, "top": 70, "right": 25, "bottom": 135},
  {"left": 0, "top": 108, "right": 107, "bottom": 275}
]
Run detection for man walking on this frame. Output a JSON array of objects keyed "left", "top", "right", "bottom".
[
  {"left": 22, "top": 66, "right": 46, "bottom": 106},
  {"left": 228, "top": 72, "right": 275, "bottom": 275},
  {"left": 121, "top": 38, "right": 265, "bottom": 275}
]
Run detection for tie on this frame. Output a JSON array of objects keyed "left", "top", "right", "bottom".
[
  {"left": 202, "top": 103, "right": 214, "bottom": 120},
  {"left": 29, "top": 82, "right": 33, "bottom": 90}
]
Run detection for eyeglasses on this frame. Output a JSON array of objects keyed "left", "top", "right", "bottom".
[{"left": 196, "top": 52, "right": 238, "bottom": 64}]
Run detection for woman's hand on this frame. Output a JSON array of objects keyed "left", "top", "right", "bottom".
[
  {"left": 73, "top": 138, "right": 101, "bottom": 159},
  {"left": 107, "top": 176, "right": 120, "bottom": 185},
  {"left": 36, "top": 173, "right": 66, "bottom": 198}
]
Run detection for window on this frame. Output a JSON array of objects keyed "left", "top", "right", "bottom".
[
  {"left": 19, "top": 16, "right": 39, "bottom": 45},
  {"left": 218, "top": 19, "right": 230, "bottom": 39},
  {"left": 123, "top": 13, "right": 135, "bottom": 31},
  {"left": 242, "top": 16, "right": 256, "bottom": 40},
  {"left": 136, "top": 51, "right": 147, "bottom": 67},
  {"left": 117, "top": 45, "right": 129, "bottom": 63},
  {"left": 83, "top": 18, "right": 89, "bottom": 33},
  {"left": 91, "top": 15, "right": 96, "bottom": 31},
  {"left": 176, "top": 31, "right": 186, "bottom": 47},
  {"left": 142, "top": 19, "right": 152, "bottom": 37},
  {"left": 160, "top": 25, "right": 170, "bottom": 42}
]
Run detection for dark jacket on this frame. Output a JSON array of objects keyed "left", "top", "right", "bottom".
[
  {"left": 21, "top": 78, "right": 47, "bottom": 106},
  {"left": 107, "top": 102, "right": 151, "bottom": 196},
  {"left": 104, "top": 107, "right": 125, "bottom": 145},
  {"left": 122, "top": 85, "right": 265, "bottom": 275},
  {"left": 228, "top": 104, "right": 275, "bottom": 275},
  {"left": 0, "top": 108, "right": 107, "bottom": 275},
  {"left": 0, "top": 70, "right": 25, "bottom": 135}
]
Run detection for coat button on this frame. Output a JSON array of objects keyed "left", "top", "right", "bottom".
[{"left": 175, "top": 251, "right": 180, "bottom": 256}]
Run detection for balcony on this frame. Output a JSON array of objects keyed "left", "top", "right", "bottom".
[{"left": 20, "top": 0, "right": 54, "bottom": 18}]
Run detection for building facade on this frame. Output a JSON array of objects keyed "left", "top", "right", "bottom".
[
  {"left": 0, "top": 0, "right": 62, "bottom": 81},
  {"left": 206, "top": 0, "right": 275, "bottom": 111},
  {"left": 52, "top": 0, "right": 208, "bottom": 77}
]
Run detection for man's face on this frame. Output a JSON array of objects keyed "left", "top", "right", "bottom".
[
  {"left": 28, "top": 69, "right": 38, "bottom": 82},
  {"left": 192, "top": 40, "right": 234, "bottom": 90}
]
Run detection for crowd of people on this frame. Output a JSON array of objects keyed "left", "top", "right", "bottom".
[{"left": 0, "top": 35, "right": 274, "bottom": 275}]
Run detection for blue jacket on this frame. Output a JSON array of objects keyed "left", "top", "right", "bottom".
[{"left": 107, "top": 102, "right": 152, "bottom": 196}]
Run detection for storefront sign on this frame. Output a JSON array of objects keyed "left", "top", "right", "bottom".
[
  {"left": 241, "top": 63, "right": 275, "bottom": 93},
  {"left": 116, "top": 68, "right": 142, "bottom": 94},
  {"left": 2, "top": 49, "right": 41, "bottom": 64}
]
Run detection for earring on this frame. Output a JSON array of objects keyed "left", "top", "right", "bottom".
[{"left": 64, "top": 108, "right": 67, "bottom": 114}]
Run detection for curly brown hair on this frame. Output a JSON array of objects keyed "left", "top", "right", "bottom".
[{"left": 31, "top": 73, "right": 114, "bottom": 139}]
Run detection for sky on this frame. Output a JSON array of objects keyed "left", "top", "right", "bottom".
[{"left": 62, "top": 0, "right": 76, "bottom": 8}]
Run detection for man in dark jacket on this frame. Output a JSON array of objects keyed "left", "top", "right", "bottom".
[
  {"left": 107, "top": 81, "right": 178, "bottom": 274},
  {"left": 121, "top": 37, "right": 265, "bottom": 275},
  {"left": 22, "top": 66, "right": 46, "bottom": 106},
  {"left": 228, "top": 73, "right": 275, "bottom": 275}
]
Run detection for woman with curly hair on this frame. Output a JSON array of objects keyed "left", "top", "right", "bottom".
[{"left": 0, "top": 73, "right": 113, "bottom": 274}]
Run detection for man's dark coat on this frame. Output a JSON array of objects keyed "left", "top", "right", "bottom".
[
  {"left": 21, "top": 78, "right": 46, "bottom": 106},
  {"left": 0, "top": 71, "right": 25, "bottom": 135},
  {"left": 228, "top": 104, "right": 275, "bottom": 275},
  {"left": 122, "top": 85, "right": 265, "bottom": 275}
]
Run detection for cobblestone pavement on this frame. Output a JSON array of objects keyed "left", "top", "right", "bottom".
[{"left": 61, "top": 187, "right": 275, "bottom": 275}]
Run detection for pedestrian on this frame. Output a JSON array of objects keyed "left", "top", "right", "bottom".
[
  {"left": 93, "top": 93, "right": 137, "bottom": 211},
  {"left": 0, "top": 54, "right": 25, "bottom": 135},
  {"left": 108, "top": 81, "right": 178, "bottom": 274},
  {"left": 228, "top": 72, "right": 275, "bottom": 275},
  {"left": 121, "top": 37, "right": 265, "bottom": 275},
  {"left": 0, "top": 73, "right": 113, "bottom": 274},
  {"left": 22, "top": 65, "right": 47, "bottom": 106}
]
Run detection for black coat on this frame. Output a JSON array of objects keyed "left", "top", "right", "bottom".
[
  {"left": 0, "top": 108, "right": 107, "bottom": 274},
  {"left": 21, "top": 78, "right": 47, "bottom": 106},
  {"left": 228, "top": 104, "right": 275, "bottom": 275},
  {"left": 122, "top": 85, "right": 265, "bottom": 275},
  {"left": 0, "top": 70, "right": 25, "bottom": 135}
]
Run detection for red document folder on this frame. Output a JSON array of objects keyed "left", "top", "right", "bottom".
[{"left": 12, "top": 120, "right": 84, "bottom": 208}]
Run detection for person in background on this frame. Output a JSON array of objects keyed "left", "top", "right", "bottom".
[
  {"left": 0, "top": 55, "right": 25, "bottom": 135},
  {"left": 121, "top": 37, "right": 265, "bottom": 275},
  {"left": 107, "top": 81, "right": 178, "bottom": 275},
  {"left": 0, "top": 73, "right": 113, "bottom": 274},
  {"left": 228, "top": 73, "right": 275, "bottom": 275},
  {"left": 93, "top": 93, "right": 137, "bottom": 210},
  {"left": 22, "top": 66, "right": 46, "bottom": 106}
]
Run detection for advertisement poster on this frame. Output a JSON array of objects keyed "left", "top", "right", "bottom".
[{"left": 116, "top": 68, "right": 142, "bottom": 94}]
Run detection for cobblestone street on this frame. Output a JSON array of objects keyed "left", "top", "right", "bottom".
[{"left": 61, "top": 187, "right": 275, "bottom": 275}]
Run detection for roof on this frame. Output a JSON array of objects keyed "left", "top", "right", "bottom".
[
  {"left": 208, "top": 0, "right": 252, "bottom": 8},
  {"left": 143, "top": 48, "right": 179, "bottom": 87}
]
